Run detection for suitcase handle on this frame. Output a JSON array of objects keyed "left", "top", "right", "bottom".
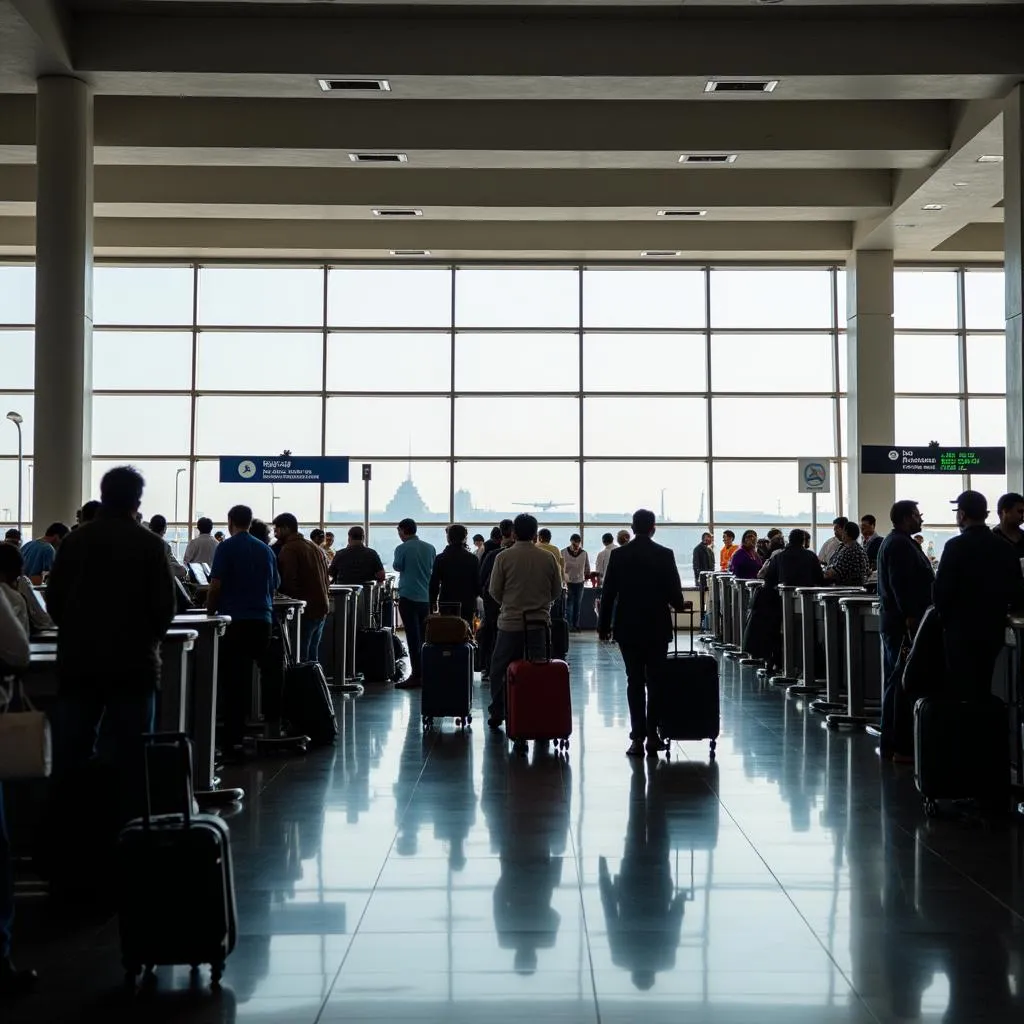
[
  {"left": 140, "top": 732, "right": 193, "bottom": 829},
  {"left": 438, "top": 602, "right": 464, "bottom": 617},
  {"left": 671, "top": 605, "right": 695, "bottom": 655},
  {"left": 521, "top": 612, "right": 552, "bottom": 662}
]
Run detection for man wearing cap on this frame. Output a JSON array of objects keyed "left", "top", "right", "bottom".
[{"left": 934, "top": 490, "right": 1024, "bottom": 700}]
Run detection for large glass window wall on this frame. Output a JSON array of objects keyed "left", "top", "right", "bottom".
[{"left": 0, "top": 263, "right": 1007, "bottom": 577}]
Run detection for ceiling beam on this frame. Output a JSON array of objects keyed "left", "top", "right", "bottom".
[{"left": 7, "top": 0, "right": 71, "bottom": 71}]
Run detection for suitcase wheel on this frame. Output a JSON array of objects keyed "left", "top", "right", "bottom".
[
  {"left": 512, "top": 738, "right": 528, "bottom": 755},
  {"left": 709, "top": 739, "right": 717, "bottom": 759},
  {"left": 466, "top": 714, "right": 473, "bottom": 724},
  {"left": 923, "top": 798, "right": 938, "bottom": 819}
]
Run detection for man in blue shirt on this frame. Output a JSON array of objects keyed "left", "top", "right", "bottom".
[
  {"left": 20, "top": 522, "right": 69, "bottom": 583},
  {"left": 207, "top": 504, "right": 280, "bottom": 755},
  {"left": 393, "top": 517, "right": 436, "bottom": 689}
]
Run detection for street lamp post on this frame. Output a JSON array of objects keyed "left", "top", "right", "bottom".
[
  {"left": 6, "top": 411, "right": 24, "bottom": 535},
  {"left": 173, "top": 467, "right": 187, "bottom": 557}
]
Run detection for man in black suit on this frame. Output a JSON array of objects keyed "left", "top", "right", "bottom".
[{"left": 598, "top": 509, "right": 687, "bottom": 758}]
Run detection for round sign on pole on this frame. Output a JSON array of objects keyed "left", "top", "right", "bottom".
[{"left": 797, "top": 458, "right": 831, "bottom": 494}]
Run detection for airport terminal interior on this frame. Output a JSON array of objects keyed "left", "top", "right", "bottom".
[{"left": 2, "top": 0, "right": 1024, "bottom": 1021}]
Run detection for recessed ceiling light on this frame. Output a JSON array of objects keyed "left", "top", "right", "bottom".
[
  {"left": 640, "top": 250, "right": 681, "bottom": 257},
  {"left": 678, "top": 153, "right": 738, "bottom": 164},
  {"left": 921, "top": 203, "right": 944, "bottom": 211},
  {"left": 372, "top": 208, "right": 423, "bottom": 217},
  {"left": 976, "top": 154, "right": 1003, "bottom": 164},
  {"left": 704, "top": 80, "right": 779, "bottom": 94},
  {"left": 658, "top": 209, "right": 707, "bottom": 218},
  {"left": 952, "top": 182, "right": 969, "bottom": 188},
  {"left": 319, "top": 79, "right": 391, "bottom": 93},
  {"left": 349, "top": 152, "right": 408, "bottom": 163},
  {"left": 895, "top": 224, "right": 918, "bottom": 228},
  {"left": 389, "top": 249, "right": 431, "bottom": 256}
]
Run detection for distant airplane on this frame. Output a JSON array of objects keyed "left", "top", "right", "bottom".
[{"left": 512, "top": 500, "right": 574, "bottom": 513}]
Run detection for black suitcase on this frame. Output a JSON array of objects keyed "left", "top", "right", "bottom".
[
  {"left": 117, "top": 734, "right": 237, "bottom": 987},
  {"left": 914, "top": 694, "right": 1009, "bottom": 815},
  {"left": 379, "top": 595, "right": 396, "bottom": 630},
  {"left": 357, "top": 626, "right": 397, "bottom": 682},
  {"left": 659, "top": 626, "right": 720, "bottom": 758},
  {"left": 551, "top": 617, "right": 570, "bottom": 660},
  {"left": 421, "top": 641, "right": 473, "bottom": 729},
  {"left": 284, "top": 661, "right": 338, "bottom": 746}
]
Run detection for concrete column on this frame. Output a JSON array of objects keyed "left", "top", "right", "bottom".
[
  {"left": 1007, "top": 85, "right": 1024, "bottom": 494},
  {"left": 32, "top": 76, "right": 93, "bottom": 533},
  {"left": 846, "top": 249, "right": 895, "bottom": 521}
]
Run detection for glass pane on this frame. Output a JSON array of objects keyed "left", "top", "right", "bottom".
[
  {"left": 710, "top": 269, "right": 832, "bottom": 329},
  {"left": 455, "top": 397, "right": 578, "bottom": 457},
  {"left": 455, "top": 334, "right": 578, "bottom": 392},
  {"left": 455, "top": 268, "right": 578, "bottom": 328},
  {"left": 966, "top": 334, "right": 1006, "bottom": 393},
  {"left": 710, "top": 334, "right": 833, "bottom": 392},
  {"left": 582, "top": 269, "right": 705, "bottom": 329},
  {"left": 0, "top": 266, "right": 35, "bottom": 325},
  {"left": 896, "top": 474, "right": 959, "bottom": 527},
  {"left": 584, "top": 397, "right": 707, "bottom": 456},
  {"left": 93, "top": 395, "right": 192, "bottom": 455},
  {"left": 93, "top": 332, "right": 193, "bottom": 390},
  {"left": 584, "top": 461, "right": 708, "bottom": 522},
  {"left": 325, "top": 397, "right": 451, "bottom": 457},
  {"left": 0, "top": 331, "right": 33, "bottom": 389},
  {"left": 0, "top": 396, "right": 33, "bottom": 457},
  {"left": 967, "top": 398, "right": 1006, "bottom": 447},
  {"left": 839, "top": 396, "right": 848, "bottom": 457},
  {"left": 0, "top": 461, "right": 29, "bottom": 526},
  {"left": 193, "top": 459, "right": 321, "bottom": 524},
  {"left": 712, "top": 397, "right": 836, "bottom": 457},
  {"left": 197, "top": 332, "right": 323, "bottom": 391},
  {"left": 893, "top": 270, "right": 958, "bottom": 329},
  {"left": 327, "top": 268, "right": 451, "bottom": 328},
  {"left": 894, "top": 398, "right": 962, "bottom": 446},
  {"left": 836, "top": 269, "right": 846, "bottom": 327},
  {"left": 712, "top": 461, "right": 839, "bottom": 521},
  {"left": 964, "top": 269, "right": 1005, "bottom": 330},
  {"left": 894, "top": 334, "right": 960, "bottom": 394},
  {"left": 584, "top": 334, "right": 706, "bottom": 392},
  {"left": 327, "top": 334, "right": 451, "bottom": 392},
  {"left": 90, "top": 459, "right": 191, "bottom": 524},
  {"left": 195, "top": 395, "right": 323, "bottom": 456},
  {"left": 325, "top": 460, "right": 451, "bottom": 525},
  {"left": 837, "top": 332, "right": 847, "bottom": 393},
  {"left": 454, "top": 461, "right": 578, "bottom": 523},
  {"left": 971, "top": 475, "right": 1007, "bottom": 516},
  {"left": 94, "top": 266, "right": 194, "bottom": 326},
  {"left": 198, "top": 267, "right": 324, "bottom": 327}
]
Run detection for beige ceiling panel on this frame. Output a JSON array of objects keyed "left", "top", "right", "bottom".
[{"left": 932, "top": 222, "right": 1004, "bottom": 253}]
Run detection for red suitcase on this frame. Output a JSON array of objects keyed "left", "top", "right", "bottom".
[{"left": 506, "top": 620, "right": 572, "bottom": 755}]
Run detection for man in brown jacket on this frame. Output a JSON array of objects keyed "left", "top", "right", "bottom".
[{"left": 273, "top": 513, "right": 330, "bottom": 663}]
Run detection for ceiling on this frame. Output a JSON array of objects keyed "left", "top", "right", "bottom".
[{"left": 0, "top": 0, "right": 1020, "bottom": 262}]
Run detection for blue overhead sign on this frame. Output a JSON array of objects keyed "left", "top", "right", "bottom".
[{"left": 219, "top": 456, "right": 350, "bottom": 484}]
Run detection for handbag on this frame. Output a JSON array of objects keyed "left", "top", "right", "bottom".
[{"left": 0, "top": 678, "right": 53, "bottom": 779}]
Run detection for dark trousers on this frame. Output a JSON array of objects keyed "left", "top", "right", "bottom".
[
  {"left": 220, "top": 619, "right": 272, "bottom": 747},
  {"left": 301, "top": 615, "right": 326, "bottom": 665},
  {"left": 566, "top": 583, "right": 584, "bottom": 629},
  {"left": 399, "top": 598, "right": 431, "bottom": 679},
  {"left": 619, "top": 640, "right": 667, "bottom": 741},
  {"left": 880, "top": 628, "right": 913, "bottom": 757},
  {"left": 0, "top": 784, "right": 10, "bottom": 959}
]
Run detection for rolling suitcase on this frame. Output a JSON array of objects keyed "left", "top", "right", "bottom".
[
  {"left": 914, "top": 694, "right": 1009, "bottom": 816},
  {"left": 356, "top": 626, "right": 397, "bottom": 682},
  {"left": 284, "top": 660, "right": 338, "bottom": 746},
  {"left": 506, "top": 619, "right": 572, "bottom": 755},
  {"left": 659, "top": 623, "right": 720, "bottom": 759},
  {"left": 117, "top": 734, "right": 237, "bottom": 987},
  {"left": 379, "top": 596, "right": 396, "bottom": 631},
  {"left": 421, "top": 641, "right": 473, "bottom": 729}
]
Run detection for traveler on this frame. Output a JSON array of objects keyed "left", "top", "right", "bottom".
[
  {"left": 934, "top": 490, "right": 1024, "bottom": 699},
  {"left": 19, "top": 522, "right": 68, "bottom": 583},
  {"left": 594, "top": 533, "right": 615, "bottom": 583},
  {"left": 876, "top": 500, "right": 935, "bottom": 763},
  {"left": 860, "top": 513, "right": 883, "bottom": 568},
  {"left": 393, "top": 518, "right": 436, "bottom": 689},
  {"left": 429, "top": 524, "right": 481, "bottom": 622},
  {"left": 483, "top": 526, "right": 502, "bottom": 559},
  {"left": 472, "top": 534, "right": 486, "bottom": 561},
  {"left": 818, "top": 517, "right": 848, "bottom": 565},
  {"left": 719, "top": 530, "right": 737, "bottom": 572},
  {"left": 0, "top": 593, "right": 33, "bottom": 995},
  {"left": 323, "top": 531, "right": 337, "bottom": 560},
  {"left": 992, "top": 492, "right": 1024, "bottom": 557},
  {"left": 46, "top": 466, "right": 177, "bottom": 818},
  {"left": 309, "top": 529, "right": 330, "bottom": 566},
  {"left": 728, "top": 530, "right": 762, "bottom": 580},
  {"left": 617, "top": 530, "right": 631, "bottom": 548},
  {"left": 207, "top": 504, "right": 280, "bottom": 757},
  {"left": 479, "top": 520, "right": 515, "bottom": 681},
  {"left": 537, "top": 528, "right": 566, "bottom": 580},
  {"left": 562, "top": 535, "right": 591, "bottom": 632},
  {"left": 273, "top": 513, "right": 330, "bottom": 664},
  {"left": 329, "top": 526, "right": 386, "bottom": 585},
  {"left": 762, "top": 529, "right": 825, "bottom": 589},
  {"left": 486, "top": 513, "right": 563, "bottom": 730},
  {"left": 823, "top": 521, "right": 870, "bottom": 586},
  {"left": 598, "top": 509, "right": 687, "bottom": 757},
  {"left": 214, "top": 531, "right": 225, "bottom": 543},
  {"left": 148, "top": 514, "right": 188, "bottom": 580},
  {"left": 756, "top": 537, "right": 772, "bottom": 562},
  {"left": 3, "top": 530, "right": 20, "bottom": 548},
  {"left": 183, "top": 516, "right": 219, "bottom": 566},
  {"left": 79, "top": 500, "right": 100, "bottom": 524},
  {"left": 0, "top": 544, "right": 54, "bottom": 634},
  {"left": 249, "top": 519, "right": 271, "bottom": 545}
]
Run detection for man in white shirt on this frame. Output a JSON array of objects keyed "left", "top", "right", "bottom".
[
  {"left": 594, "top": 533, "right": 616, "bottom": 583},
  {"left": 818, "top": 516, "right": 848, "bottom": 566},
  {"left": 183, "top": 517, "right": 220, "bottom": 567},
  {"left": 149, "top": 514, "right": 188, "bottom": 580}
]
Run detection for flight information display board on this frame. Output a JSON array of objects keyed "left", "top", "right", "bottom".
[{"left": 861, "top": 445, "right": 1006, "bottom": 474}]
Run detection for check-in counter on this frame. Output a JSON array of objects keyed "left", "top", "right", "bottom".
[
  {"left": 801, "top": 588, "right": 866, "bottom": 709},
  {"left": 157, "top": 628, "right": 200, "bottom": 733},
  {"left": 825, "top": 596, "right": 882, "bottom": 730},
  {"left": 789, "top": 587, "right": 864, "bottom": 696},
  {"left": 724, "top": 576, "right": 747, "bottom": 658},
  {"left": 698, "top": 570, "right": 717, "bottom": 637},
  {"left": 772, "top": 585, "right": 801, "bottom": 686},
  {"left": 740, "top": 579, "right": 765, "bottom": 665},
  {"left": 356, "top": 580, "right": 380, "bottom": 629},
  {"left": 274, "top": 595, "right": 305, "bottom": 657},
  {"left": 714, "top": 573, "right": 736, "bottom": 649}
]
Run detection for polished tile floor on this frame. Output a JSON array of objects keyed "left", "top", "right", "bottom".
[{"left": 8, "top": 636, "right": 1024, "bottom": 1023}]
